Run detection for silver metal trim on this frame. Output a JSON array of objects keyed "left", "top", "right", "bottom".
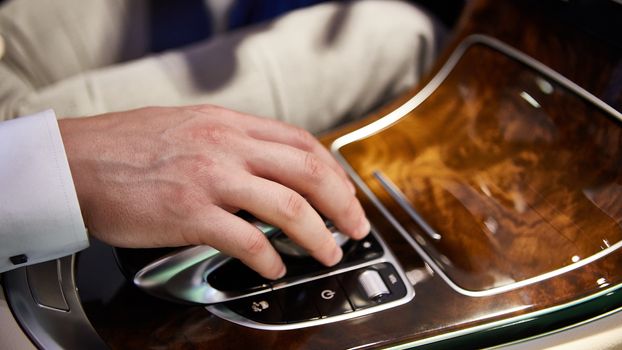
[
  {"left": 2, "top": 256, "right": 109, "bottom": 350},
  {"left": 206, "top": 227, "right": 415, "bottom": 330},
  {"left": 487, "top": 305, "right": 622, "bottom": 349},
  {"left": 374, "top": 171, "right": 442, "bottom": 240},
  {"left": 383, "top": 283, "right": 622, "bottom": 350},
  {"left": 330, "top": 34, "right": 622, "bottom": 298},
  {"left": 134, "top": 245, "right": 273, "bottom": 304},
  {"left": 358, "top": 270, "right": 390, "bottom": 299}
]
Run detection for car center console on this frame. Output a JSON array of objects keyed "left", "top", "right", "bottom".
[{"left": 3, "top": 1, "right": 622, "bottom": 349}]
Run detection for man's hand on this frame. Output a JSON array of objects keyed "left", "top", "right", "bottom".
[{"left": 58, "top": 105, "right": 369, "bottom": 279}]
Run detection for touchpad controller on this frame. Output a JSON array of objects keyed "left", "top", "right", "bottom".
[
  {"left": 126, "top": 221, "right": 413, "bottom": 330},
  {"left": 207, "top": 226, "right": 413, "bottom": 329}
]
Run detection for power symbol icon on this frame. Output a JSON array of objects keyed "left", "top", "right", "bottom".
[{"left": 321, "top": 289, "right": 336, "bottom": 300}]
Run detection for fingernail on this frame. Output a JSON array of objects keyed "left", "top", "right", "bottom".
[
  {"left": 275, "top": 265, "right": 287, "bottom": 279},
  {"left": 357, "top": 217, "right": 371, "bottom": 237},
  {"left": 329, "top": 246, "right": 343, "bottom": 266}
]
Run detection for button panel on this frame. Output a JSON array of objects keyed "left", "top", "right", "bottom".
[
  {"left": 209, "top": 231, "right": 385, "bottom": 295},
  {"left": 224, "top": 262, "right": 408, "bottom": 325},
  {"left": 210, "top": 227, "right": 414, "bottom": 329}
]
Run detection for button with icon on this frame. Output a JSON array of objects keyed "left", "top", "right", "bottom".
[
  {"left": 250, "top": 300, "right": 270, "bottom": 313},
  {"left": 311, "top": 277, "right": 353, "bottom": 317},
  {"left": 227, "top": 292, "right": 284, "bottom": 324}
]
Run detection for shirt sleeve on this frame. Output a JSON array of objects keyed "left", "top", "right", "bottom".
[{"left": 0, "top": 110, "right": 88, "bottom": 273}]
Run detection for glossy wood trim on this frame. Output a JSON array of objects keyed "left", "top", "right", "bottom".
[{"left": 332, "top": 34, "right": 622, "bottom": 297}]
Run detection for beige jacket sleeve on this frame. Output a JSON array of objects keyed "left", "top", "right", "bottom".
[{"left": 0, "top": 0, "right": 442, "bottom": 133}]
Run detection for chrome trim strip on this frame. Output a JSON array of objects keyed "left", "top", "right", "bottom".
[
  {"left": 488, "top": 305, "right": 622, "bottom": 349},
  {"left": 133, "top": 218, "right": 282, "bottom": 304},
  {"left": 383, "top": 283, "right": 622, "bottom": 350},
  {"left": 206, "top": 227, "right": 415, "bottom": 330},
  {"left": 134, "top": 245, "right": 275, "bottom": 304},
  {"left": 330, "top": 34, "right": 622, "bottom": 298},
  {"left": 373, "top": 171, "right": 441, "bottom": 240}
]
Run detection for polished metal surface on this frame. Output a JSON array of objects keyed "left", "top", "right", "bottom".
[
  {"left": 359, "top": 270, "right": 390, "bottom": 300},
  {"left": 133, "top": 218, "right": 277, "bottom": 304},
  {"left": 134, "top": 220, "right": 351, "bottom": 304},
  {"left": 373, "top": 171, "right": 442, "bottom": 241},
  {"left": 2, "top": 256, "right": 108, "bottom": 350},
  {"left": 133, "top": 244, "right": 265, "bottom": 304}
]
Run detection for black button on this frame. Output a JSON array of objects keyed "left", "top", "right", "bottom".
[
  {"left": 341, "top": 234, "right": 383, "bottom": 264},
  {"left": 309, "top": 277, "right": 353, "bottom": 317},
  {"left": 227, "top": 292, "right": 285, "bottom": 324},
  {"left": 10, "top": 254, "right": 28, "bottom": 265},
  {"left": 274, "top": 283, "right": 320, "bottom": 323},
  {"left": 338, "top": 263, "right": 407, "bottom": 310}
]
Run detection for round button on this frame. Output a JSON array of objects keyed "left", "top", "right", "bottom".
[{"left": 0, "top": 34, "right": 5, "bottom": 60}]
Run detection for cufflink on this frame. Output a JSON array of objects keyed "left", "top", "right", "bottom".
[
  {"left": 10, "top": 254, "right": 28, "bottom": 265},
  {"left": 0, "top": 34, "right": 4, "bottom": 60}
]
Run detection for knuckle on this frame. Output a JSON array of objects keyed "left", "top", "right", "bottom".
[
  {"left": 163, "top": 186, "right": 203, "bottom": 222},
  {"left": 173, "top": 154, "right": 221, "bottom": 190},
  {"left": 193, "top": 124, "right": 236, "bottom": 145},
  {"left": 280, "top": 192, "right": 307, "bottom": 221},
  {"left": 240, "top": 230, "right": 269, "bottom": 255},
  {"left": 302, "top": 152, "right": 325, "bottom": 182},
  {"left": 181, "top": 153, "right": 213, "bottom": 171}
]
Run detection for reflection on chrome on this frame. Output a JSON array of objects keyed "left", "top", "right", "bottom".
[
  {"left": 511, "top": 191, "right": 527, "bottom": 213},
  {"left": 478, "top": 179, "right": 492, "bottom": 197},
  {"left": 439, "top": 254, "right": 452, "bottom": 266},
  {"left": 597, "top": 277, "right": 610, "bottom": 288},
  {"left": 373, "top": 170, "right": 442, "bottom": 240},
  {"left": 406, "top": 267, "right": 433, "bottom": 286},
  {"left": 536, "top": 77, "right": 554, "bottom": 94},
  {"left": 603, "top": 239, "right": 611, "bottom": 249},
  {"left": 414, "top": 234, "right": 427, "bottom": 246},
  {"left": 519, "top": 91, "right": 541, "bottom": 108},
  {"left": 483, "top": 217, "right": 499, "bottom": 234}
]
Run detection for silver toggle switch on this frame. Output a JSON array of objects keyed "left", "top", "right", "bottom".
[{"left": 358, "top": 270, "right": 390, "bottom": 300}]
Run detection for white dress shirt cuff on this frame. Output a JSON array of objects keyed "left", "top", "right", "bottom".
[{"left": 0, "top": 110, "right": 88, "bottom": 273}]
